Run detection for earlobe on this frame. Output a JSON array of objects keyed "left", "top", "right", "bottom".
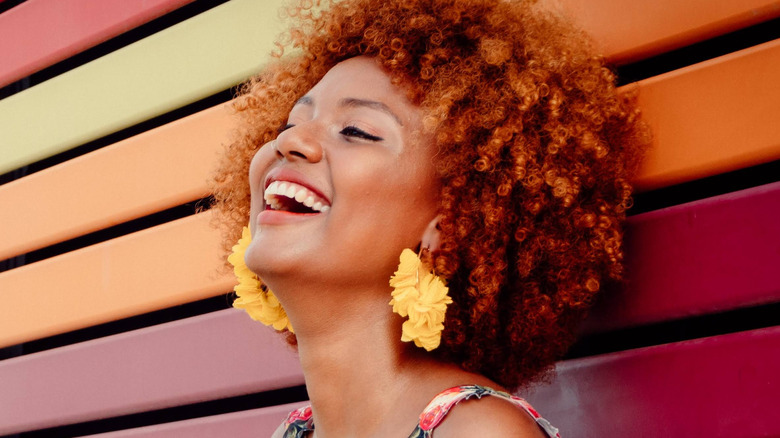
[{"left": 421, "top": 215, "right": 442, "bottom": 252}]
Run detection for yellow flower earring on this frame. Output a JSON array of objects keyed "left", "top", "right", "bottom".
[
  {"left": 389, "top": 248, "right": 452, "bottom": 351},
  {"left": 228, "top": 226, "right": 293, "bottom": 333}
]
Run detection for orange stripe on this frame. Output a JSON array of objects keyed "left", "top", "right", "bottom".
[
  {"left": 0, "top": 212, "right": 232, "bottom": 348},
  {"left": 547, "top": 0, "right": 780, "bottom": 63},
  {"left": 634, "top": 38, "right": 780, "bottom": 191},
  {"left": 0, "top": 104, "right": 233, "bottom": 261}
]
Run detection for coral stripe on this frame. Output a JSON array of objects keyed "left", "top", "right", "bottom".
[{"left": 0, "top": 0, "right": 194, "bottom": 87}]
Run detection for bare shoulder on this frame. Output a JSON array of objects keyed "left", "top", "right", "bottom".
[
  {"left": 270, "top": 421, "right": 285, "bottom": 438},
  {"left": 432, "top": 394, "right": 550, "bottom": 438}
]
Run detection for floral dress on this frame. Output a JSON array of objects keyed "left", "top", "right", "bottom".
[{"left": 280, "top": 385, "right": 560, "bottom": 437}]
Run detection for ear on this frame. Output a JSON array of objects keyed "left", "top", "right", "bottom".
[{"left": 420, "top": 215, "right": 442, "bottom": 253}]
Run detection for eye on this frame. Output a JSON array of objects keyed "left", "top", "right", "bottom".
[
  {"left": 340, "top": 125, "right": 383, "bottom": 142},
  {"left": 278, "top": 123, "right": 294, "bottom": 134}
]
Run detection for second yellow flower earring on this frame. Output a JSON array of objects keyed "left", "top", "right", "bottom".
[{"left": 389, "top": 248, "right": 452, "bottom": 351}]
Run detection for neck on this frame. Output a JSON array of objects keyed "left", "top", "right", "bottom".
[
  {"left": 278, "top": 281, "right": 420, "bottom": 437},
  {"left": 271, "top": 280, "right": 478, "bottom": 438}
]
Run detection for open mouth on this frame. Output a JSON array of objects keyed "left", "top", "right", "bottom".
[{"left": 263, "top": 181, "right": 330, "bottom": 214}]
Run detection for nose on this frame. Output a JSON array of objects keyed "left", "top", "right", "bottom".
[{"left": 274, "top": 125, "right": 323, "bottom": 163}]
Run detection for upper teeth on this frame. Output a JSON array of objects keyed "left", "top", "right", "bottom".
[{"left": 264, "top": 181, "right": 330, "bottom": 212}]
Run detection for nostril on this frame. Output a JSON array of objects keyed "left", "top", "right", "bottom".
[{"left": 275, "top": 133, "right": 323, "bottom": 163}]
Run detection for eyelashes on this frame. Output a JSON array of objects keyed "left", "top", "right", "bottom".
[
  {"left": 277, "top": 123, "right": 384, "bottom": 142},
  {"left": 339, "top": 126, "right": 383, "bottom": 142}
]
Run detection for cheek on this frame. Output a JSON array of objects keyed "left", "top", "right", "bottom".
[
  {"left": 248, "top": 145, "right": 273, "bottom": 186},
  {"left": 247, "top": 144, "right": 276, "bottom": 216},
  {"left": 344, "top": 153, "right": 439, "bottom": 221}
]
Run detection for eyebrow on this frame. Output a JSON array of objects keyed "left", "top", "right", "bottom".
[{"left": 293, "top": 95, "right": 403, "bottom": 126}]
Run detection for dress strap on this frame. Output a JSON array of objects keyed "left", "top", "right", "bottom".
[
  {"left": 281, "top": 405, "right": 314, "bottom": 438},
  {"left": 408, "top": 385, "right": 560, "bottom": 438},
  {"left": 280, "top": 386, "right": 560, "bottom": 438}
]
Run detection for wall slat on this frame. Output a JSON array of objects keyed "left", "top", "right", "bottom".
[
  {"left": 544, "top": 0, "right": 780, "bottom": 63},
  {"left": 526, "top": 326, "right": 780, "bottom": 437},
  {"left": 0, "top": 212, "right": 231, "bottom": 348},
  {"left": 587, "top": 181, "right": 780, "bottom": 333},
  {"left": 0, "top": 310, "right": 304, "bottom": 435},
  {"left": 78, "top": 403, "right": 309, "bottom": 438},
  {"left": 0, "top": 104, "right": 233, "bottom": 261},
  {"left": 634, "top": 38, "right": 780, "bottom": 191},
  {"left": 0, "top": 0, "right": 195, "bottom": 87}
]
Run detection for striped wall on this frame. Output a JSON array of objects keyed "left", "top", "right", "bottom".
[{"left": 1, "top": 0, "right": 779, "bottom": 436}]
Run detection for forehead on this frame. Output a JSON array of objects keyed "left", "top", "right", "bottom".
[
  {"left": 309, "top": 57, "right": 394, "bottom": 96},
  {"left": 299, "top": 57, "right": 422, "bottom": 125}
]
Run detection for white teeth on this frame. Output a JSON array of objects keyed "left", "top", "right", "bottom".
[{"left": 263, "top": 180, "right": 330, "bottom": 213}]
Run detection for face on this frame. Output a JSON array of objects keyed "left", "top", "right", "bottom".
[{"left": 245, "top": 56, "right": 440, "bottom": 291}]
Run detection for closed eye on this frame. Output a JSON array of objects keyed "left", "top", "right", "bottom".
[
  {"left": 340, "top": 126, "right": 383, "bottom": 141},
  {"left": 278, "top": 123, "right": 294, "bottom": 134}
]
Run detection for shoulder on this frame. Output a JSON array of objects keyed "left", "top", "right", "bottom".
[{"left": 430, "top": 391, "right": 550, "bottom": 438}]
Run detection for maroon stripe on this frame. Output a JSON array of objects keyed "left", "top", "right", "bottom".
[
  {"left": 526, "top": 326, "right": 780, "bottom": 437},
  {"left": 586, "top": 181, "right": 780, "bottom": 332},
  {"left": 0, "top": 310, "right": 303, "bottom": 435}
]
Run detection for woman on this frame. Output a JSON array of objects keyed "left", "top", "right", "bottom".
[{"left": 213, "top": 0, "right": 647, "bottom": 436}]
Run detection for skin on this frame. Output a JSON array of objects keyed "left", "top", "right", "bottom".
[{"left": 247, "top": 57, "right": 545, "bottom": 438}]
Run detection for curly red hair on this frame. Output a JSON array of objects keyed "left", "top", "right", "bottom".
[{"left": 212, "top": 0, "right": 648, "bottom": 389}]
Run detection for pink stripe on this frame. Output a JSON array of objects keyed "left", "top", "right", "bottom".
[
  {"left": 0, "top": 0, "right": 194, "bottom": 87},
  {"left": 526, "top": 326, "right": 780, "bottom": 437},
  {"left": 586, "top": 181, "right": 780, "bottom": 332},
  {"left": 83, "top": 402, "right": 309, "bottom": 438},
  {"left": 0, "top": 309, "right": 304, "bottom": 435}
]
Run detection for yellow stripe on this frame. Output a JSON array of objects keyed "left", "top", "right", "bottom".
[{"left": 0, "top": 0, "right": 284, "bottom": 174}]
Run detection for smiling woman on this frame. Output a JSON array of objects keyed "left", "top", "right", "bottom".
[{"left": 211, "top": 0, "right": 648, "bottom": 436}]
